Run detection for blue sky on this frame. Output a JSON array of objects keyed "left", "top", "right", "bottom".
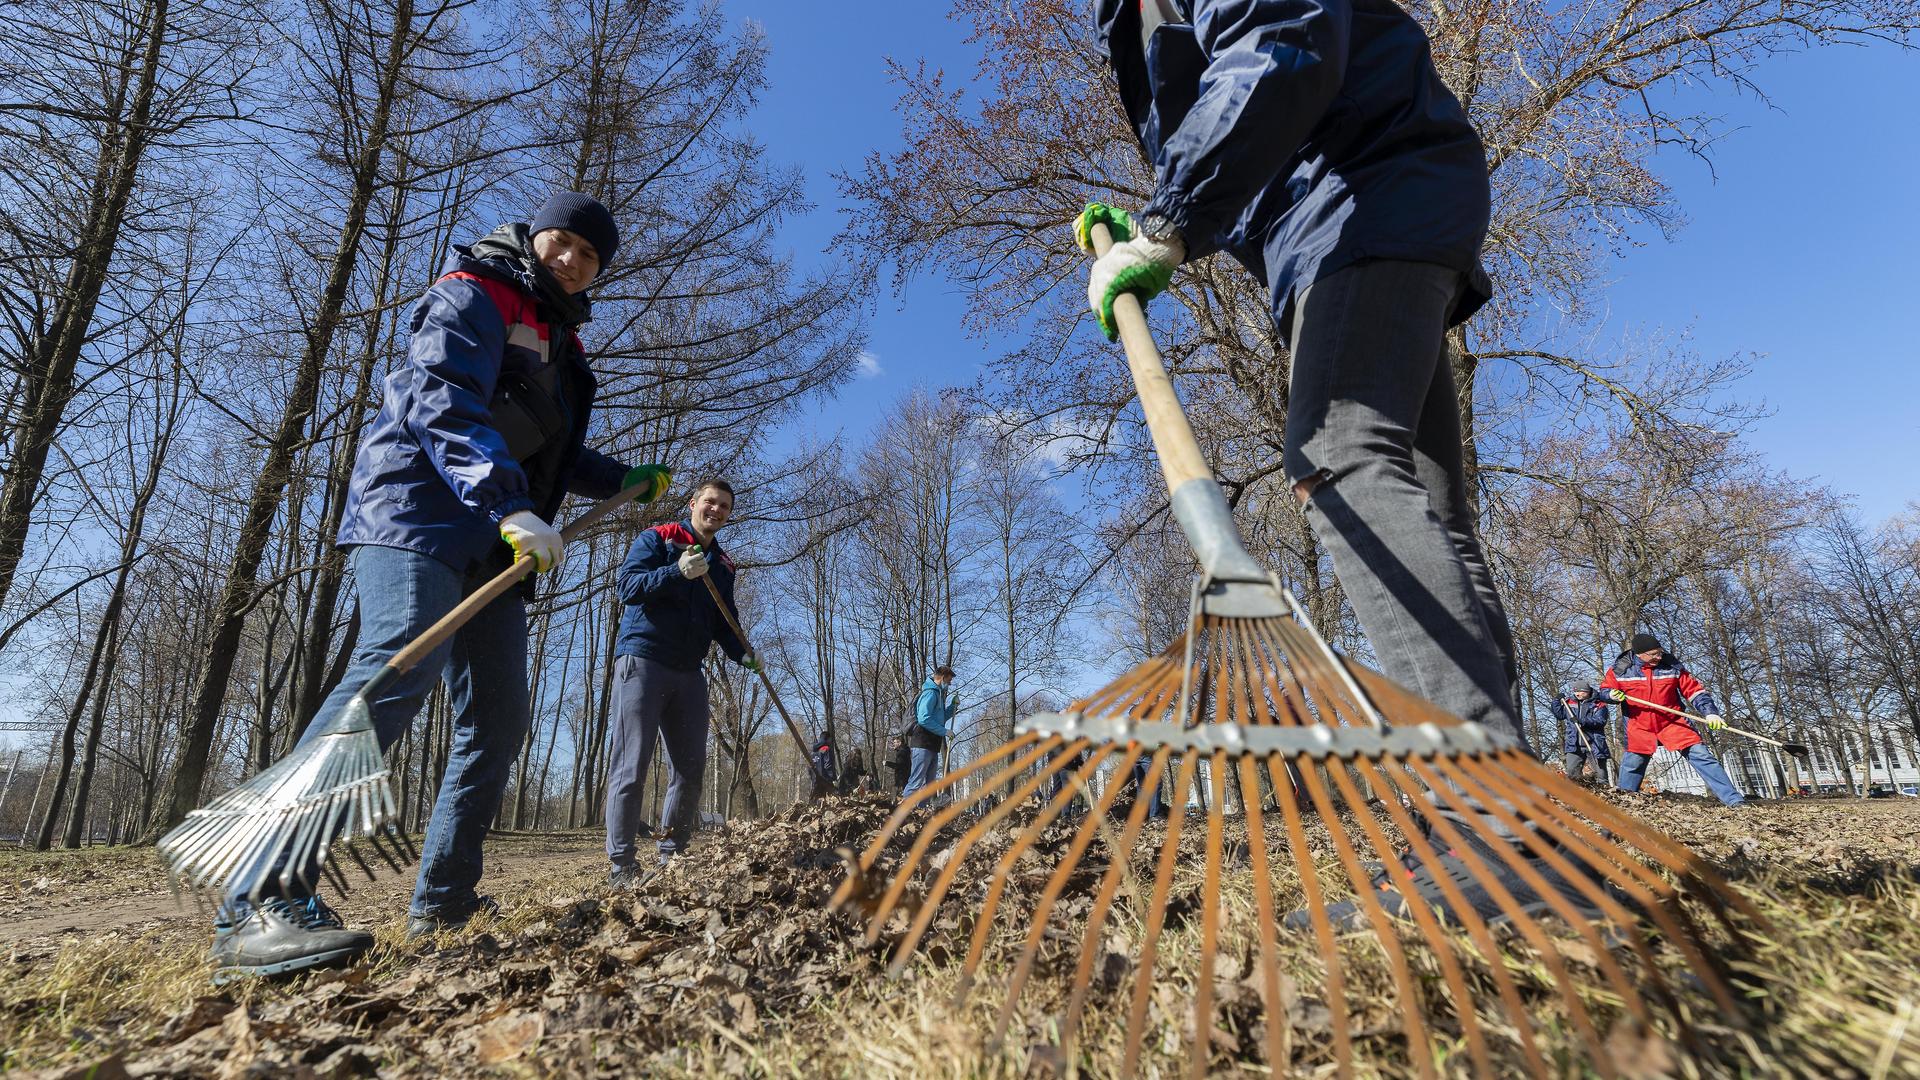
[{"left": 731, "top": 1, "right": 1918, "bottom": 523}]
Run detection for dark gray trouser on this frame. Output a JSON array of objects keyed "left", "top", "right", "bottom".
[
  {"left": 1562, "top": 750, "right": 1607, "bottom": 783},
  {"left": 1282, "top": 259, "right": 1521, "bottom": 740},
  {"left": 1282, "top": 260, "right": 1528, "bottom": 842},
  {"left": 605, "top": 654, "right": 709, "bottom": 865}
]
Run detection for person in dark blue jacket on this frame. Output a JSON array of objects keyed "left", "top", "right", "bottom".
[
  {"left": 209, "top": 192, "right": 669, "bottom": 982},
  {"left": 1082, "top": 0, "right": 1580, "bottom": 931},
  {"left": 605, "top": 479, "right": 754, "bottom": 884},
  {"left": 1552, "top": 684, "right": 1612, "bottom": 786}
]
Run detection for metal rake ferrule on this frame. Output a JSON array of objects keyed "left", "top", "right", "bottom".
[{"left": 1017, "top": 711, "right": 1523, "bottom": 760}]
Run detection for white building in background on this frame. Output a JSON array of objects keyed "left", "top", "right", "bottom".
[{"left": 1641, "top": 723, "right": 1920, "bottom": 798}]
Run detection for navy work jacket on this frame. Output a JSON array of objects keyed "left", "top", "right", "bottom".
[
  {"left": 1550, "top": 697, "right": 1612, "bottom": 756},
  {"left": 615, "top": 522, "right": 747, "bottom": 672},
  {"left": 1096, "top": 0, "right": 1493, "bottom": 324},
  {"left": 337, "top": 232, "right": 627, "bottom": 571}
]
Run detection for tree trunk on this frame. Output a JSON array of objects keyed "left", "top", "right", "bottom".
[
  {"left": 36, "top": 613, "right": 117, "bottom": 849},
  {"left": 0, "top": 0, "right": 168, "bottom": 614},
  {"left": 146, "top": 0, "right": 414, "bottom": 839}
]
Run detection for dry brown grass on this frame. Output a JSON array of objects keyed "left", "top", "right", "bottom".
[{"left": 0, "top": 796, "right": 1916, "bottom": 1077}]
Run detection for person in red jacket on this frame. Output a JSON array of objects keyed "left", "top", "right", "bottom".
[{"left": 1598, "top": 633, "right": 1745, "bottom": 807}]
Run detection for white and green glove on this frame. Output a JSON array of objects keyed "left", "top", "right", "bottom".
[
  {"left": 741, "top": 653, "right": 759, "bottom": 672},
  {"left": 1702, "top": 714, "right": 1727, "bottom": 732},
  {"left": 1074, "top": 202, "right": 1184, "bottom": 341},
  {"left": 500, "top": 510, "right": 563, "bottom": 572},
  {"left": 678, "top": 544, "right": 709, "bottom": 580}
]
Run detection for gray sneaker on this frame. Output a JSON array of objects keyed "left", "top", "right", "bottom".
[
  {"left": 405, "top": 895, "right": 499, "bottom": 940},
  {"left": 209, "top": 896, "right": 374, "bottom": 984}
]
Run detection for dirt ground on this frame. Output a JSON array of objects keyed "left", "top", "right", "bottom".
[
  {"left": 2, "top": 791, "right": 1917, "bottom": 1078},
  {"left": 0, "top": 831, "right": 609, "bottom": 949}
]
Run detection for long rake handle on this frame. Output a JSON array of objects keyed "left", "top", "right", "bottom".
[
  {"left": 385, "top": 483, "right": 650, "bottom": 675},
  {"left": 1090, "top": 222, "right": 1211, "bottom": 492},
  {"left": 1618, "top": 693, "right": 1793, "bottom": 751},
  {"left": 699, "top": 573, "right": 822, "bottom": 774}
]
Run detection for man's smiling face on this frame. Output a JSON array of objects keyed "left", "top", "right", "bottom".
[{"left": 690, "top": 484, "right": 733, "bottom": 538}]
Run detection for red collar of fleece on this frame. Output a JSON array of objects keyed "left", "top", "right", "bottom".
[{"left": 651, "top": 522, "right": 736, "bottom": 570}]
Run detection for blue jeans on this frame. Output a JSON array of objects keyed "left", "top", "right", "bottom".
[
  {"left": 604, "top": 654, "right": 709, "bottom": 864},
  {"left": 1618, "top": 745, "right": 1745, "bottom": 807},
  {"left": 224, "top": 544, "right": 530, "bottom": 920},
  {"left": 902, "top": 746, "right": 941, "bottom": 799}
]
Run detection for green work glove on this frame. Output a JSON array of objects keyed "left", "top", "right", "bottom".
[
  {"left": 1702, "top": 713, "right": 1727, "bottom": 732},
  {"left": 1606, "top": 688, "right": 1627, "bottom": 704},
  {"left": 1073, "top": 202, "right": 1134, "bottom": 254},
  {"left": 1078, "top": 202, "right": 1185, "bottom": 342},
  {"left": 741, "top": 653, "right": 759, "bottom": 672},
  {"left": 621, "top": 464, "right": 672, "bottom": 502}
]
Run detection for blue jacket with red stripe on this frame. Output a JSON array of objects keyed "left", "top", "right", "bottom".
[
  {"left": 337, "top": 225, "right": 627, "bottom": 571},
  {"left": 615, "top": 521, "right": 746, "bottom": 671}
]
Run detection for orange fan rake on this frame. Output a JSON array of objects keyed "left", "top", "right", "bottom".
[{"left": 828, "top": 222, "right": 1770, "bottom": 1077}]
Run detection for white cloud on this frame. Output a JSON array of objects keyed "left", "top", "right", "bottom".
[{"left": 854, "top": 350, "right": 884, "bottom": 378}]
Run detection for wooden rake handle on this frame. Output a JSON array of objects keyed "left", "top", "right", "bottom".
[
  {"left": 698, "top": 572, "right": 823, "bottom": 774},
  {"left": 385, "top": 483, "right": 650, "bottom": 676},
  {"left": 1616, "top": 692, "right": 1797, "bottom": 752},
  {"left": 1088, "top": 221, "right": 1211, "bottom": 496}
]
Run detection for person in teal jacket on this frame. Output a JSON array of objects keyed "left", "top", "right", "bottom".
[{"left": 902, "top": 666, "right": 957, "bottom": 799}]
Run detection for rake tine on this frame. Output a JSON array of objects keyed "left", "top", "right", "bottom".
[
  {"left": 1294, "top": 755, "right": 1438, "bottom": 1080},
  {"left": 1444, "top": 751, "right": 1732, "bottom": 992},
  {"left": 1520, "top": 753, "right": 1771, "bottom": 937},
  {"left": 1418, "top": 755, "right": 1675, "bottom": 1002},
  {"left": 1425, "top": 754, "right": 1721, "bottom": 1053},
  {"left": 863, "top": 736, "right": 1064, "bottom": 946},
  {"left": 1494, "top": 758, "right": 1741, "bottom": 996},
  {"left": 892, "top": 738, "right": 1103, "bottom": 977},
  {"left": 1318, "top": 757, "right": 1499, "bottom": 1079},
  {"left": 982, "top": 746, "right": 1137, "bottom": 1040},
  {"left": 829, "top": 733, "right": 1043, "bottom": 911},
  {"left": 1447, "top": 753, "right": 1734, "bottom": 1030},
  {"left": 1057, "top": 746, "right": 1170, "bottom": 1061},
  {"left": 1119, "top": 751, "right": 1201, "bottom": 1076},
  {"left": 1350, "top": 758, "right": 1572, "bottom": 1077},
  {"left": 1235, "top": 754, "right": 1290, "bottom": 1073},
  {"left": 1266, "top": 753, "right": 1351, "bottom": 1078},
  {"left": 1188, "top": 747, "right": 1229, "bottom": 1080}
]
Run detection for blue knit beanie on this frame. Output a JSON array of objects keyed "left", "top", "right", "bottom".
[{"left": 529, "top": 192, "right": 618, "bottom": 269}]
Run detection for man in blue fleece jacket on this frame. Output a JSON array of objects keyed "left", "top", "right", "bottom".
[{"left": 605, "top": 479, "right": 756, "bottom": 884}]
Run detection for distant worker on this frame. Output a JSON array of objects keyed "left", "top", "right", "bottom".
[
  {"left": 1600, "top": 634, "right": 1745, "bottom": 808},
  {"left": 1551, "top": 684, "right": 1611, "bottom": 786},
  {"left": 809, "top": 734, "right": 839, "bottom": 800},
  {"left": 886, "top": 735, "right": 910, "bottom": 794},
  {"left": 901, "top": 666, "right": 958, "bottom": 800}
]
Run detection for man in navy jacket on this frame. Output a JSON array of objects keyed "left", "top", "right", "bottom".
[
  {"left": 605, "top": 479, "right": 754, "bottom": 883},
  {"left": 1082, "top": 0, "right": 1569, "bottom": 930},
  {"left": 210, "top": 192, "right": 669, "bottom": 983}
]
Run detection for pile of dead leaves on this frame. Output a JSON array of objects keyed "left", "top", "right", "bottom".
[{"left": 8, "top": 790, "right": 1920, "bottom": 1078}]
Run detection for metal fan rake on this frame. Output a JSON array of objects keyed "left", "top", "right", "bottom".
[
  {"left": 826, "top": 221, "right": 1771, "bottom": 1077},
  {"left": 159, "top": 474, "right": 669, "bottom": 904}
]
